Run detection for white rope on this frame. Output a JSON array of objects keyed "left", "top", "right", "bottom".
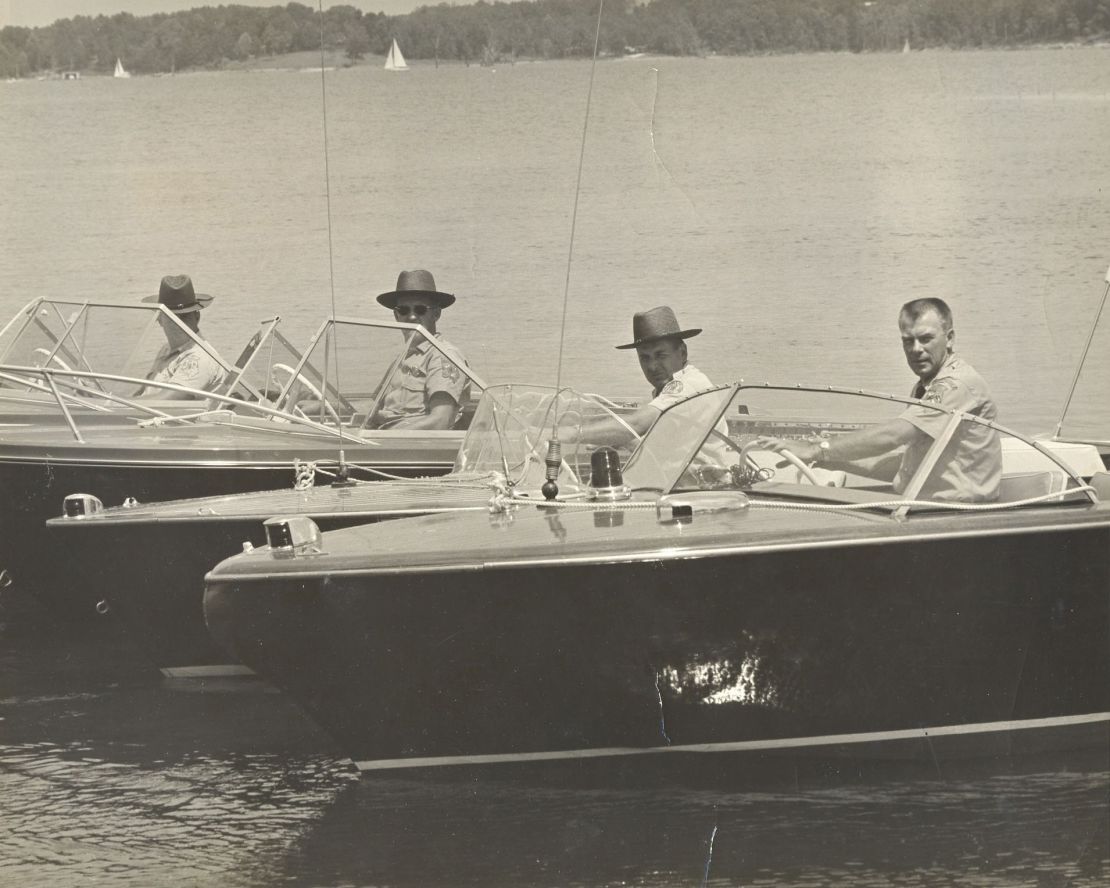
[
  {"left": 747, "top": 485, "right": 1096, "bottom": 513},
  {"left": 293, "top": 459, "right": 317, "bottom": 491},
  {"left": 486, "top": 485, "right": 1097, "bottom": 515}
]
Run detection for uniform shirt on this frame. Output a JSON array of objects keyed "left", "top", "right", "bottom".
[
  {"left": 649, "top": 363, "right": 732, "bottom": 471},
  {"left": 376, "top": 334, "right": 471, "bottom": 427},
  {"left": 145, "top": 340, "right": 226, "bottom": 397},
  {"left": 649, "top": 363, "right": 716, "bottom": 410},
  {"left": 893, "top": 354, "right": 1001, "bottom": 502}
]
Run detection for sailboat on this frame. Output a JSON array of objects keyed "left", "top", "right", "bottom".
[
  {"left": 113, "top": 57, "right": 131, "bottom": 78},
  {"left": 384, "top": 38, "right": 408, "bottom": 72},
  {"left": 902, "top": 38, "right": 911, "bottom": 53}
]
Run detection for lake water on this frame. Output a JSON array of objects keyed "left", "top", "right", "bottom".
[
  {"left": 2, "top": 49, "right": 1110, "bottom": 429},
  {"left": 1, "top": 48, "right": 1109, "bottom": 886}
]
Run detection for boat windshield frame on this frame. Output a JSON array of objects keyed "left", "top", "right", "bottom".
[
  {"left": 268, "top": 315, "right": 488, "bottom": 431},
  {"left": 0, "top": 297, "right": 261, "bottom": 402},
  {"left": 621, "top": 381, "right": 1098, "bottom": 513},
  {"left": 0, "top": 301, "right": 490, "bottom": 442}
]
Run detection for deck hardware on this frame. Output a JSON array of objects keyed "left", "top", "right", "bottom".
[
  {"left": 264, "top": 515, "right": 322, "bottom": 556},
  {"left": 587, "top": 447, "right": 630, "bottom": 501},
  {"left": 62, "top": 493, "right": 103, "bottom": 518},
  {"left": 657, "top": 492, "right": 750, "bottom": 525}
]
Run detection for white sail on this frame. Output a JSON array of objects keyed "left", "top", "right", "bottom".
[
  {"left": 384, "top": 39, "right": 408, "bottom": 72},
  {"left": 114, "top": 58, "right": 131, "bottom": 78},
  {"left": 902, "top": 38, "right": 911, "bottom": 53}
]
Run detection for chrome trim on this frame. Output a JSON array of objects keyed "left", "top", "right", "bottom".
[{"left": 352, "top": 711, "right": 1110, "bottom": 771}]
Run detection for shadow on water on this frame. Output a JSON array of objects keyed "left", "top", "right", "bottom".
[
  {"left": 1, "top": 618, "right": 1107, "bottom": 887},
  {"left": 282, "top": 763, "right": 1109, "bottom": 887}
]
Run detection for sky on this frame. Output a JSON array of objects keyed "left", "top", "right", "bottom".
[{"left": 0, "top": 0, "right": 436, "bottom": 28}]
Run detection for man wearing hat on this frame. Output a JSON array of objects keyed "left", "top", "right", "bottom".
[
  {"left": 562, "top": 305, "right": 721, "bottom": 448},
  {"left": 586, "top": 306, "right": 723, "bottom": 444},
  {"left": 618, "top": 305, "right": 716, "bottom": 425},
  {"left": 139, "top": 274, "right": 227, "bottom": 399},
  {"left": 368, "top": 269, "right": 471, "bottom": 430}
]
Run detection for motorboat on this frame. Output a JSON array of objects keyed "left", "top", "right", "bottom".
[
  {"left": 203, "top": 381, "right": 1110, "bottom": 774},
  {"left": 2, "top": 303, "right": 486, "bottom": 619},
  {"left": 46, "top": 385, "right": 639, "bottom": 673}
]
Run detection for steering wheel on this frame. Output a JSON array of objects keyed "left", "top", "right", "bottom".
[
  {"left": 737, "top": 440, "right": 822, "bottom": 486},
  {"left": 775, "top": 446, "right": 822, "bottom": 486},
  {"left": 271, "top": 363, "right": 342, "bottom": 425}
]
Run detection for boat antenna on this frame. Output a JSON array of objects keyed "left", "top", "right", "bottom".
[
  {"left": 1055, "top": 261, "right": 1110, "bottom": 437},
  {"left": 316, "top": 1, "right": 350, "bottom": 482},
  {"left": 542, "top": 0, "right": 605, "bottom": 502}
]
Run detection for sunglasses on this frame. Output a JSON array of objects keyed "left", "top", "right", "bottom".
[{"left": 394, "top": 304, "right": 430, "bottom": 318}]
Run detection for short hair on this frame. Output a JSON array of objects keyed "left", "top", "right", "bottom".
[{"left": 900, "top": 298, "right": 952, "bottom": 332}]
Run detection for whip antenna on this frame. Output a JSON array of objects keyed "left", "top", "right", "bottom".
[
  {"left": 544, "top": 0, "right": 605, "bottom": 502},
  {"left": 554, "top": 0, "right": 605, "bottom": 395},
  {"left": 316, "top": 1, "right": 349, "bottom": 481},
  {"left": 1055, "top": 261, "right": 1110, "bottom": 437}
]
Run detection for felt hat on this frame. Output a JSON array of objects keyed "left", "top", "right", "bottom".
[
  {"left": 143, "top": 275, "right": 213, "bottom": 314},
  {"left": 615, "top": 305, "right": 701, "bottom": 349},
  {"left": 376, "top": 269, "right": 456, "bottom": 309}
]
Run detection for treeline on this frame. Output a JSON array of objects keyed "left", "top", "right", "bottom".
[{"left": 2, "top": 0, "right": 1109, "bottom": 77}]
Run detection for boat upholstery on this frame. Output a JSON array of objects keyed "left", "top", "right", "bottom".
[{"left": 996, "top": 470, "right": 1067, "bottom": 503}]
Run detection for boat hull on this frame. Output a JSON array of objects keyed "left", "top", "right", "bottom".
[
  {"left": 204, "top": 523, "right": 1110, "bottom": 771},
  {"left": 1, "top": 448, "right": 451, "bottom": 624},
  {"left": 42, "top": 477, "right": 496, "bottom": 669}
]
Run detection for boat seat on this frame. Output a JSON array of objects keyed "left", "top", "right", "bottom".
[
  {"left": 997, "top": 470, "right": 1066, "bottom": 503},
  {"left": 1087, "top": 472, "right": 1110, "bottom": 501}
]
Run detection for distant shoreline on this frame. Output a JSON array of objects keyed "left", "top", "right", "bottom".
[{"left": 10, "top": 40, "right": 1109, "bottom": 81}]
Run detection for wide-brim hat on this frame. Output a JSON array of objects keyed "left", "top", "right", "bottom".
[
  {"left": 142, "top": 274, "right": 213, "bottom": 314},
  {"left": 616, "top": 305, "right": 701, "bottom": 349},
  {"left": 377, "top": 269, "right": 456, "bottom": 309}
]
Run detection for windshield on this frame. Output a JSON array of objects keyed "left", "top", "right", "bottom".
[
  {"left": 455, "top": 384, "right": 641, "bottom": 491},
  {"left": 0, "top": 304, "right": 491, "bottom": 439},
  {"left": 0, "top": 298, "right": 250, "bottom": 402},
  {"left": 267, "top": 317, "right": 486, "bottom": 431},
  {"left": 624, "top": 383, "right": 1094, "bottom": 513}
]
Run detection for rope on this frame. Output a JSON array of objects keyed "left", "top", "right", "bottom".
[
  {"left": 293, "top": 459, "right": 317, "bottom": 490},
  {"left": 486, "top": 485, "right": 1097, "bottom": 515},
  {"left": 746, "top": 486, "right": 1096, "bottom": 513}
]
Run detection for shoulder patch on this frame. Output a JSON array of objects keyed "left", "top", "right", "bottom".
[
  {"left": 176, "top": 354, "right": 200, "bottom": 379},
  {"left": 442, "top": 362, "right": 460, "bottom": 383},
  {"left": 662, "top": 379, "right": 683, "bottom": 396},
  {"left": 922, "top": 378, "right": 956, "bottom": 404}
]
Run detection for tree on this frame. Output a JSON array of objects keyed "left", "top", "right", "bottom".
[{"left": 235, "top": 31, "right": 254, "bottom": 60}]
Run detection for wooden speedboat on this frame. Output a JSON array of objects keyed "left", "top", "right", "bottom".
[
  {"left": 46, "top": 385, "right": 638, "bottom": 672},
  {"left": 2, "top": 307, "right": 486, "bottom": 620},
  {"left": 203, "top": 382, "right": 1110, "bottom": 773}
]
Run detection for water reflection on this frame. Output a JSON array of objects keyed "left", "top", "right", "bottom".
[
  {"left": 281, "top": 769, "right": 1108, "bottom": 887},
  {"left": 1, "top": 622, "right": 1106, "bottom": 887}
]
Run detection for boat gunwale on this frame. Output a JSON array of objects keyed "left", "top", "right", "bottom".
[{"left": 203, "top": 502, "right": 1110, "bottom": 582}]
